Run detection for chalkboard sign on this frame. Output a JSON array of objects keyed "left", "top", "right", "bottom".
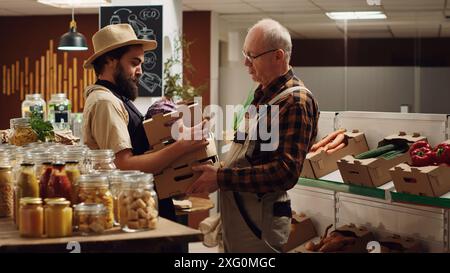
[{"left": 100, "top": 5, "right": 163, "bottom": 97}]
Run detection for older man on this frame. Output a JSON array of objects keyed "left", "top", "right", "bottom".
[{"left": 187, "top": 19, "right": 319, "bottom": 252}]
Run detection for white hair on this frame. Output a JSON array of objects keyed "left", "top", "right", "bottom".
[{"left": 249, "top": 18, "right": 292, "bottom": 62}]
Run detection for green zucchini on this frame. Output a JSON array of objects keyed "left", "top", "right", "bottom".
[{"left": 355, "top": 144, "right": 397, "bottom": 159}]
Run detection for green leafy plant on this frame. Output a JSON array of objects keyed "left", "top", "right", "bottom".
[
  {"left": 30, "top": 111, "right": 54, "bottom": 142},
  {"left": 163, "top": 36, "right": 207, "bottom": 102}
]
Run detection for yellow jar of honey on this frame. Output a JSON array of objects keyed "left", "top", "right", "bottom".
[
  {"left": 19, "top": 197, "right": 43, "bottom": 238},
  {"left": 45, "top": 199, "right": 72, "bottom": 238}
]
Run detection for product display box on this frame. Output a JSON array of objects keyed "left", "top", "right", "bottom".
[
  {"left": 378, "top": 234, "right": 422, "bottom": 253},
  {"left": 282, "top": 212, "right": 317, "bottom": 252},
  {"left": 291, "top": 223, "right": 375, "bottom": 253},
  {"left": 390, "top": 139, "right": 450, "bottom": 197},
  {"left": 142, "top": 103, "right": 219, "bottom": 199},
  {"left": 337, "top": 132, "right": 427, "bottom": 188},
  {"left": 300, "top": 130, "right": 369, "bottom": 179}
]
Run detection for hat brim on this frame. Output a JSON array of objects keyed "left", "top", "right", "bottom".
[{"left": 83, "top": 39, "right": 157, "bottom": 69}]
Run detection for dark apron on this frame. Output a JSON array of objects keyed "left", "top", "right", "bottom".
[{"left": 96, "top": 80, "right": 176, "bottom": 221}]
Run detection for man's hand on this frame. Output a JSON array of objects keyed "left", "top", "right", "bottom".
[{"left": 186, "top": 164, "right": 219, "bottom": 194}]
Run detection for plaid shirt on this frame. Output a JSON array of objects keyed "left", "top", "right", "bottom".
[{"left": 217, "top": 68, "right": 319, "bottom": 193}]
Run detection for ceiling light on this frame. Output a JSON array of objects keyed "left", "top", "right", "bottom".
[
  {"left": 37, "top": 0, "right": 111, "bottom": 9},
  {"left": 326, "top": 11, "right": 387, "bottom": 20},
  {"left": 58, "top": 8, "right": 88, "bottom": 51}
]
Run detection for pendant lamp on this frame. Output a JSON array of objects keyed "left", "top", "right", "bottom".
[{"left": 58, "top": 8, "right": 88, "bottom": 51}]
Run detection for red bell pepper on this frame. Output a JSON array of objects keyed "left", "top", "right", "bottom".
[
  {"left": 409, "top": 140, "right": 431, "bottom": 156},
  {"left": 411, "top": 147, "right": 433, "bottom": 167},
  {"left": 432, "top": 143, "right": 450, "bottom": 165}
]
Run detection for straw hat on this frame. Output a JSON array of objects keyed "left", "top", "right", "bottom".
[{"left": 83, "top": 23, "right": 157, "bottom": 69}]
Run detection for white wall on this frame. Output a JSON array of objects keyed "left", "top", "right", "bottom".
[
  {"left": 110, "top": 0, "right": 182, "bottom": 114},
  {"left": 218, "top": 63, "right": 450, "bottom": 114}
]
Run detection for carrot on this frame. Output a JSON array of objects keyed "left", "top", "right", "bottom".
[
  {"left": 326, "top": 142, "right": 346, "bottom": 154},
  {"left": 310, "top": 129, "right": 346, "bottom": 152},
  {"left": 327, "top": 133, "right": 345, "bottom": 149}
]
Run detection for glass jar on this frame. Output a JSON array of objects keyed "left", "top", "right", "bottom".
[
  {"left": 65, "top": 161, "right": 81, "bottom": 205},
  {"left": 0, "top": 152, "right": 13, "bottom": 218},
  {"left": 47, "top": 162, "right": 72, "bottom": 202},
  {"left": 44, "top": 199, "right": 72, "bottom": 238},
  {"left": 74, "top": 203, "right": 107, "bottom": 235},
  {"left": 22, "top": 93, "right": 46, "bottom": 119},
  {"left": 19, "top": 197, "right": 44, "bottom": 238},
  {"left": 86, "top": 150, "right": 116, "bottom": 173},
  {"left": 48, "top": 93, "right": 71, "bottom": 131},
  {"left": 9, "top": 118, "right": 38, "bottom": 146},
  {"left": 77, "top": 174, "right": 113, "bottom": 229},
  {"left": 119, "top": 173, "right": 158, "bottom": 232},
  {"left": 15, "top": 162, "right": 39, "bottom": 226},
  {"left": 62, "top": 148, "right": 88, "bottom": 174},
  {"left": 108, "top": 170, "right": 141, "bottom": 226}
]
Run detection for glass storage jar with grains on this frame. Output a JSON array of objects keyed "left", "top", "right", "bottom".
[
  {"left": 0, "top": 151, "right": 13, "bottom": 218},
  {"left": 119, "top": 173, "right": 158, "bottom": 232},
  {"left": 77, "top": 174, "right": 113, "bottom": 229},
  {"left": 48, "top": 93, "right": 71, "bottom": 131},
  {"left": 19, "top": 197, "right": 43, "bottom": 238},
  {"left": 74, "top": 203, "right": 107, "bottom": 235},
  {"left": 21, "top": 94, "right": 46, "bottom": 119},
  {"left": 9, "top": 118, "right": 38, "bottom": 146},
  {"left": 45, "top": 199, "right": 72, "bottom": 237},
  {"left": 86, "top": 149, "right": 116, "bottom": 173}
]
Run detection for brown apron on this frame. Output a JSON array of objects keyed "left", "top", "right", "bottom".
[{"left": 220, "top": 86, "right": 310, "bottom": 253}]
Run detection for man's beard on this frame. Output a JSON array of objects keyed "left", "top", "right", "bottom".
[{"left": 114, "top": 64, "right": 139, "bottom": 101}]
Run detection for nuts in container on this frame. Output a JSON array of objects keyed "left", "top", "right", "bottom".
[
  {"left": 118, "top": 173, "right": 158, "bottom": 232},
  {"left": 77, "top": 174, "right": 114, "bottom": 229},
  {"left": 74, "top": 203, "right": 108, "bottom": 235}
]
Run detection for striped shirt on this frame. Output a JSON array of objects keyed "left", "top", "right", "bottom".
[{"left": 217, "top": 68, "right": 319, "bottom": 193}]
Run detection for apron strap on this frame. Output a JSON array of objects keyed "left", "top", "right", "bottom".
[{"left": 267, "top": 85, "right": 311, "bottom": 105}]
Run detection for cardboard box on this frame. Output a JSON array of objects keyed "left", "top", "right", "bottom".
[
  {"left": 282, "top": 213, "right": 317, "bottom": 252},
  {"left": 154, "top": 138, "right": 220, "bottom": 199},
  {"left": 378, "top": 234, "right": 421, "bottom": 253},
  {"left": 390, "top": 163, "right": 450, "bottom": 197},
  {"left": 291, "top": 224, "right": 375, "bottom": 253},
  {"left": 143, "top": 103, "right": 202, "bottom": 151},
  {"left": 337, "top": 132, "right": 427, "bottom": 188},
  {"left": 301, "top": 130, "right": 369, "bottom": 179}
]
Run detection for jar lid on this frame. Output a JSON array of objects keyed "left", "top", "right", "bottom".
[
  {"left": 77, "top": 174, "right": 109, "bottom": 186},
  {"left": 87, "top": 149, "right": 115, "bottom": 159},
  {"left": 20, "top": 197, "right": 42, "bottom": 205},
  {"left": 44, "top": 197, "right": 66, "bottom": 204},
  {"left": 46, "top": 199, "right": 70, "bottom": 206},
  {"left": 52, "top": 161, "right": 66, "bottom": 167},
  {"left": 108, "top": 170, "right": 141, "bottom": 183},
  {"left": 27, "top": 149, "right": 52, "bottom": 164},
  {"left": 20, "top": 162, "right": 35, "bottom": 167},
  {"left": 25, "top": 94, "right": 43, "bottom": 100},
  {"left": 123, "top": 173, "right": 154, "bottom": 187},
  {"left": 74, "top": 203, "right": 106, "bottom": 214},
  {"left": 50, "top": 93, "right": 67, "bottom": 100},
  {"left": 10, "top": 117, "right": 30, "bottom": 127}
]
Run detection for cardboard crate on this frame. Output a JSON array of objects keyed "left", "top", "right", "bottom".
[
  {"left": 337, "top": 132, "right": 427, "bottom": 188},
  {"left": 291, "top": 224, "right": 374, "bottom": 253},
  {"left": 143, "top": 103, "right": 201, "bottom": 151},
  {"left": 378, "top": 234, "right": 422, "bottom": 253},
  {"left": 282, "top": 213, "right": 317, "bottom": 252},
  {"left": 300, "top": 130, "right": 369, "bottom": 179},
  {"left": 154, "top": 138, "right": 219, "bottom": 199},
  {"left": 390, "top": 163, "right": 450, "bottom": 197}
]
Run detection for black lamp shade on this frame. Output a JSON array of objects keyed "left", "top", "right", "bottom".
[{"left": 58, "top": 27, "right": 88, "bottom": 51}]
